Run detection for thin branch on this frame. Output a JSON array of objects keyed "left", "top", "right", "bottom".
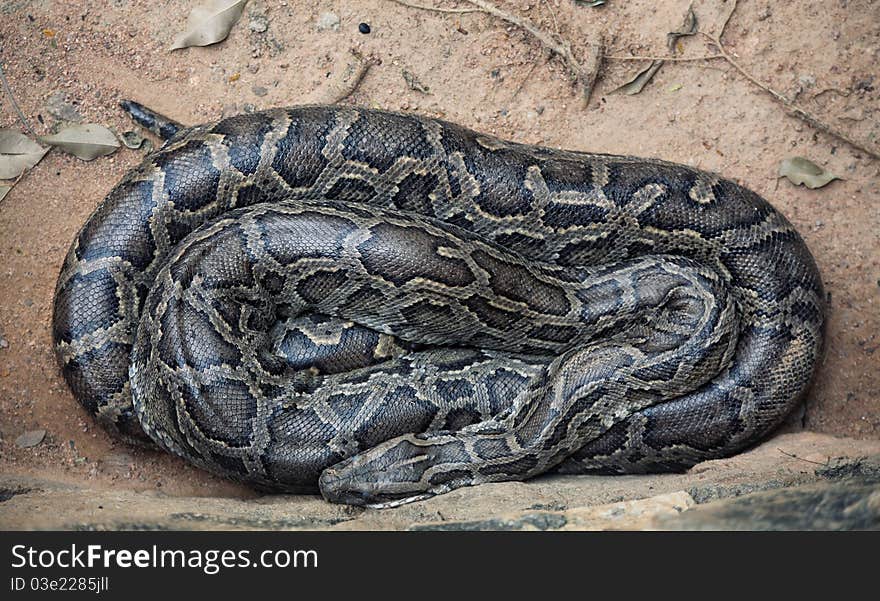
[
  {"left": 395, "top": 0, "right": 603, "bottom": 106},
  {"left": 777, "top": 448, "right": 829, "bottom": 467},
  {"left": 609, "top": 0, "right": 878, "bottom": 160},
  {"left": 469, "top": 0, "right": 605, "bottom": 105},
  {"left": 388, "top": 0, "right": 482, "bottom": 13},
  {"left": 510, "top": 61, "right": 540, "bottom": 100},
  {"left": 0, "top": 61, "right": 36, "bottom": 136},
  {"left": 391, "top": 0, "right": 880, "bottom": 159},
  {"left": 464, "top": 0, "right": 577, "bottom": 66},
  {"left": 716, "top": 49, "right": 878, "bottom": 157},
  {"left": 699, "top": 3, "right": 880, "bottom": 160},
  {"left": 716, "top": 0, "right": 739, "bottom": 40}
]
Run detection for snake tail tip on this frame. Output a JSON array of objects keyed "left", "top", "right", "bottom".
[{"left": 119, "top": 99, "right": 185, "bottom": 141}]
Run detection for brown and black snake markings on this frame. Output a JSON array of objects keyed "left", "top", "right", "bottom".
[{"left": 52, "top": 103, "right": 826, "bottom": 506}]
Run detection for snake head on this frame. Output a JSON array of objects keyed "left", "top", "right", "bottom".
[{"left": 318, "top": 433, "right": 473, "bottom": 507}]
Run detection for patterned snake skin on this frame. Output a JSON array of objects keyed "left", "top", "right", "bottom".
[{"left": 52, "top": 105, "right": 825, "bottom": 506}]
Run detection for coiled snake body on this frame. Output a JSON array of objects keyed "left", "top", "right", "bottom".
[{"left": 53, "top": 105, "right": 825, "bottom": 506}]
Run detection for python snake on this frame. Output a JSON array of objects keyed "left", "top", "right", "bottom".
[{"left": 52, "top": 104, "right": 825, "bottom": 506}]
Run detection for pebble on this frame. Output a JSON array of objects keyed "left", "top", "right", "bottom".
[
  {"left": 317, "top": 12, "right": 340, "bottom": 32},
  {"left": 0, "top": 336, "right": 8, "bottom": 349},
  {"left": 359, "top": 22, "right": 371, "bottom": 34},
  {"left": 243, "top": 103, "right": 256, "bottom": 113},
  {"left": 15, "top": 429, "right": 46, "bottom": 448},
  {"left": 855, "top": 77, "right": 875, "bottom": 92},
  {"left": 249, "top": 15, "right": 269, "bottom": 33},
  {"left": 119, "top": 130, "right": 146, "bottom": 150},
  {"left": 252, "top": 85, "right": 268, "bottom": 97}
]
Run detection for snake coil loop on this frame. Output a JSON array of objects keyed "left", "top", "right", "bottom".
[{"left": 53, "top": 106, "right": 825, "bottom": 506}]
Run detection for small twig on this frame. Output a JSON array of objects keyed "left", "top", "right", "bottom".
[
  {"left": 540, "top": 0, "right": 561, "bottom": 36},
  {"left": 388, "top": 0, "right": 482, "bottom": 13},
  {"left": 464, "top": 0, "right": 579, "bottom": 70},
  {"left": 777, "top": 448, "right": 829, "bottom": 467},
  {"left": 0, "top": 60, "right": 36, "bottom": 136},
  {"left": 392, "top": 0, "right": 880, "bottom": 158},
  {"left": 327, "top": 50, "right": 378, "bottom": 104},
  {"left": 610, "top": 1, "right": 878, "bottom": 160},
  {"left": 811, "top": 87, "right": 852, "bottom": 101},
  {"left": 703, "top": 33, "right": 879, "bottom": 159},
  {"left": 510, "top": 61, "right": 540, "bottom": 100},
  {"left": 697, "top": 0, "right": 880, "bottom": 160},
  {"left": 716, "top": 0, "right": 739, "bottom": 40},
  {"left": 606, "top": 54, "right": 723, "bottom": 62},
  {"left": 468, "top": 0, "right": 605, "bottom": 104},
  {"left": 394, "top": 0, "right": 603, "bottom": 106}
]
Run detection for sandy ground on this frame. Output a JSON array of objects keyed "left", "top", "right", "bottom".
[{"left": 0, "top": 0, "right": 877, "bottom": 500}]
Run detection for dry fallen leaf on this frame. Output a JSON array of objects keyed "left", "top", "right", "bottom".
[
  {"left": 613, "top": 61, "right": 664, "bottom": 95},
  {"left": 778, "top": 157, "right": 840, "bottom": 189},
  {"left": 170, "top": 0, "right": 249, "bottom": 51},
  {"left": 39, "top": 124, "right": 120, "bottom": 160},
  {"left": 667, "top": 4, "right": 698, "bottom": 53},
  {"left": 0, "top": 129, "right": 49, "bottom": 180},
  {"left": 612, "top": 4, "right": 697, "bottom": 98},
  {"left": 15, "top": 429, "right": 46, "bottom": 448}
]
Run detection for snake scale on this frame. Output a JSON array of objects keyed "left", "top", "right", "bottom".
[{"left": 52, "top": 104, "right": 825, "bottom": 506}]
